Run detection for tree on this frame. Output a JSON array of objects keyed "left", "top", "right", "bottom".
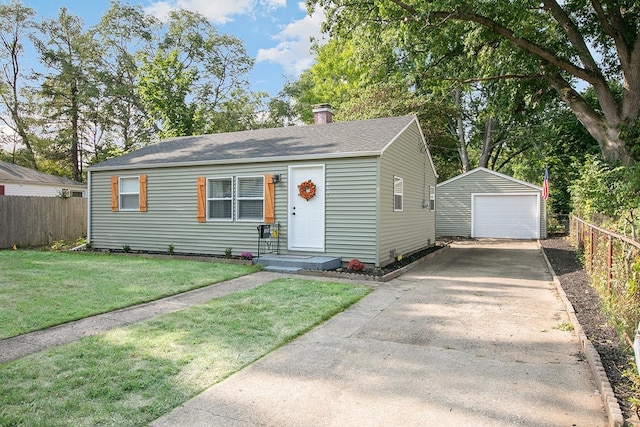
[
  {"left": 32, "top": 8, "right": 103, "bottom": 181},
  {"left": 309, "top": 0, "right": 640, "bottom": 165},
  {"left": 92, "top": 1, "right": 158, "bottom": 159},
  {"left": 0, "top": 1, "right": 37, "bottom": 168},
  {"left": 138, "top": 49, "right": 200, "bottom": 138},
  {"left": 138, "top": 9, "right": 257, "bottom": 138}
]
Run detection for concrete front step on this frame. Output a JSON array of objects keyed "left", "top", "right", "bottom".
[
  {"left": 263, "top": 265, "right": 302, "bottom": 273},
  {"left": 255, "top": 255, "right": 341, "bottom": 272}
]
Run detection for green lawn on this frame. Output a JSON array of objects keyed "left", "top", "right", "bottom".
[
  {"left": 0, "top": 250, "right": 257, "bottom": 339},
  {"left": 0, "top": 278, "right": 371, "bottom": 427}
]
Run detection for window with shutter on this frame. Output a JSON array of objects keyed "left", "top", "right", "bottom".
[
  {"left": 119, "top": 176, "right": 140, "bottom": 210},
  {"left": 236, "top": 176, "right": 264, "bottom": 221},
  {"left": 207, "top": 177, "right": 233, "bottom": 220}
]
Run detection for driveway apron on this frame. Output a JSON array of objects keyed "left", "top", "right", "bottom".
[{"left": 152, "top": 240, "right": 607, "bottom": 426}]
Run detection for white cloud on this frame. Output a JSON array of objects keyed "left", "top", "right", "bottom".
[
  {"left": 145, "top": 0, "right": 258, "bottom": 24},
  {"left": 256, "top": 3, "right": 325, "bottom": 76}
]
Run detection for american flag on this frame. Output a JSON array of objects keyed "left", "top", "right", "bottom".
[{"left": 542, "top": 168, "right": 549, "bottom": 200}]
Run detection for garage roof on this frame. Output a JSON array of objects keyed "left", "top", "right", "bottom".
[{"left": 437, "top": 167, "right": 542, "bottom": 190}]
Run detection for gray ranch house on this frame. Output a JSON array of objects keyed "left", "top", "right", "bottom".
[
  {"left": 436, "top": 167, "right": 547, "bottom": 239},
  {"left": 87, "top": 110, "right": 438, "bottom": 267}
]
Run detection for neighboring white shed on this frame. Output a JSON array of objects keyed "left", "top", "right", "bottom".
[
  {"left": 436, "top": 167, "right": 547, "bottom": 239},
  {"left": 0, "top": 161, "right": 86, "bottom": 197}
]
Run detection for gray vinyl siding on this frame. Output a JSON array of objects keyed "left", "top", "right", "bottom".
[
  {"left": 324, "top": 158, "right": 378, "bottom": 264},
  {"left": 436, "top": 169, "right": 547, "bottom": 238},
  {"left": 89, "top": 157, "right": 380, "bottom": 262},
  {"left": 90, "top": 163, "right": 288, "bottom": 256},
  {"left": 378, "top": 121, "right": 437, "bottom": 266}
]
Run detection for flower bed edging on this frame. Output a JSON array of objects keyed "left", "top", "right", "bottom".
[{"left": 298, "top": 245, "right": 450, "bottom": 282}]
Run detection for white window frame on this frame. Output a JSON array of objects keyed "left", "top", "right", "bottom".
[
  {"left": 394, "top": 176, "right": 403, "bottom": 212},
  {"left": 119, "top": 176, "right": 140, "bottom": 211},
  {"left": 429, "top": 185, "right": 436, "bottom": 211},
  {"left": 207, "top": 177, "right": 233, "bottom": 221},
  {"left": 235, "top": 176, "right": 264, "bottom": 222}
]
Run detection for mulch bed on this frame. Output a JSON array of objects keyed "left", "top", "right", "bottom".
[
  {"left": 541, "top": 236, "right": 638, "bottom": 421},
  {"left": 333, "top": 245, "right": 445, "bottom": 277}
]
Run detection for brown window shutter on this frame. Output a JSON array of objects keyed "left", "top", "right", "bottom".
[
  {"left": 111, "top": 176, "right": 119, "bottom": 212},
  {"left": 139, "top": 174, "right": 148, "bottom": 212},
  {"left": 197, "top": 177, "right": 206, "bottom": 222},
  {"left": 264, "top": 174, "right": 275, "bottom": 224}
]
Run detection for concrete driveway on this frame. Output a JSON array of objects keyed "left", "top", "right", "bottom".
[{"left": 152, "top": 240, "right": 606, "bottom": 426}]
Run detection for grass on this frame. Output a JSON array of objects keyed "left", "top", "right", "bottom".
[
  {"left": 0, "top": 250, "right": 257, "bottom": 339},
  {"left": 0, "top": 278, "right": 371, "bottom": 427}
]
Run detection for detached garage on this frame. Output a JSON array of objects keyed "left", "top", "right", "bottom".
[{"left": 436, "top": 167, "right": 546, "bottom": 239}]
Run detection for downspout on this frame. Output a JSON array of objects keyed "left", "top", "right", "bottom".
[{"left": 86, "top": 170, "right": 91, "bottom": 244}]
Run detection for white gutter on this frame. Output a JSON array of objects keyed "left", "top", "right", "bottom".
[{"left": 87, "top": 151, "right": 382, "bottom": 172}]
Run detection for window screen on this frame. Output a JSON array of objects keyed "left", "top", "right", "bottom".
[
  {"left": 394, "top": 176, "right": 403, "bottom": 211},
  {"left": 236, "top": 176, "right": 264, "bottom": 221},
  {"left": 207, "top": 178, "right": 233, "bottom": 220},
  {"left": 119, "top": 177, "right": 139, "bottom": 210}
]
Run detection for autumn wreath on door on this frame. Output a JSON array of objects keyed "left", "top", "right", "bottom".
[{"left": 298, "top": 179, "right": 316, "bottom": 201}]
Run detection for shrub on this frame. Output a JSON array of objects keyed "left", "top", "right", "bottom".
[
  {"left": 239, "top": 252, "right": 253, "bottom": 260},
  {"left": 224, "top": 247, "right": 233, "bottom": 258},
  {"left": 347, "top": 259, "right": 364, "bottom": 271}
]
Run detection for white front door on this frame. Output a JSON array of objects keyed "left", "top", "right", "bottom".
[{"left": 288, "top": 165, "right": 325, "bottom": 251}]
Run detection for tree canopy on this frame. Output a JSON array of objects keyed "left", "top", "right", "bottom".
[
  {"left": 307, "top": 0, "right": 640, "bottom": 166},
  {"left": 0, "top": 1, "right": 263, "bottom": 181}
]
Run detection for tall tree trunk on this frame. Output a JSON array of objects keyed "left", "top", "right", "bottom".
[
  {"left": 453, "top": 86, "right": 470, "bottom": 172},
  {"left": 478, "top": 117, "right": 495, "bottom": 168},
  {"left": 546, "top": 73, "right": 633, "bottom": 165},
  {"left": 0, "top": 6, "right": 37, "bottom": 170},
  {"left": 71, "top": 81, "right": 81, "bottom": 182}
]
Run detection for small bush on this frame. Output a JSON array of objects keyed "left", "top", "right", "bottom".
[
  {"left": 168, "top": 244, "right": 174, "bottom": 255},
  {"left": 347, "top": 259, "right": 364, "bottom": 271},
  {"left": 224, "top": 247, "right": 233, "bottom": 258},
  {"left": 123, "top": 244, "right": 131, "bottom": 253},
  {"left": 239, "top": 252, "right": 253, "bottom": 260},
  {"left": 49, "top": 240, "right": 68, "bottom": 251}
]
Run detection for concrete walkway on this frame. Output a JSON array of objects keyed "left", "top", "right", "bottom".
[{"left": 152, "top": 240, "right": 607, "bottom": 426}]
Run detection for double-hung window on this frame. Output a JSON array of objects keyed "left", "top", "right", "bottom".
[
  {"left": 394, "top": 176, "right": 403, "bottom": 211},
  {"left": 236, "top": 176, "right": 264, "bottom": 221},
  {"left": 207, "top": 178, "right": 233, "bottom": 220},
  {"left": 119, "top": 176, "right": 140, "bottom": 210}
]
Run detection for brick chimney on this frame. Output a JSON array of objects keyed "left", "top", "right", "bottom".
[{"left": 312, "top": 104, "right": 333, "bottom": 124}]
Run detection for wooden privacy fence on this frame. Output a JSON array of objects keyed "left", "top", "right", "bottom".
[
  {"left": 571, "top": 215, "right": 640, "bottom": 345},
  {"left": 0, "top": 196, "right": 87, "bottom": 249}
]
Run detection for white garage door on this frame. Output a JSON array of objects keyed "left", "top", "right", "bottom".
[{"left": 472, "top": 194, "right": 539, "bottom": 239}]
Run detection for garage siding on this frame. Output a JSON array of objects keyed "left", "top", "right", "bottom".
[{"left": 436, "top": 168, "right": 546, "bottom": 239}]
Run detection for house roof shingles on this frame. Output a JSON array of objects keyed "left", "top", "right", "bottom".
[
  {"left": 90, "top": 115, "right": 418, "bottom": 171},
  {"left": 0, "top": 161, "right": 85, "bottom": 187}
]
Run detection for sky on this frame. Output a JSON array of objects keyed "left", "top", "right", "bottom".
[{"left": 19, "top": 0, "right": 327, "bottom": 97}]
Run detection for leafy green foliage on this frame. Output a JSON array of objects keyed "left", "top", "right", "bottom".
[
  {"left": 0, "top": 4, "right": 261, "bottom": 180},
  {"left": 136, "top": 9, "right": 256, "bottom": 138},
  {"left": 570, "top": 156, "right": 640, "bottom": 222},
  {"left": 308, "top": 0, "right": 640, "bottom": 165}
]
